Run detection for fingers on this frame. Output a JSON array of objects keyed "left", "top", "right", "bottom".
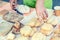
[
  {"left": 43, "top": 11, "right": 48, "bottom": 20},
  {"left": 38, "top": 15, "right": 44, "bottom": 23},
  {"left": 36, "top": 10, "right": 48, "bottom": 23},
  {"left": 36, "top": 11, "right": 44, "bottom": 23},
  {"left": 36, "top": 10, "right": 43, "bottom": 19}
]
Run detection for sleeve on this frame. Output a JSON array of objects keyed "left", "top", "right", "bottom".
[{"left": 23, "top": 0, "right": 36, "bottom": 8}]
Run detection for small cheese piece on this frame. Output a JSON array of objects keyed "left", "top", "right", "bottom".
[
  {"left": 54, "top": 25, "right": 60, "bottom": 36},
  {"left": 30, "top": 30, "right": 35, "bottom": 37},
  {"left": 31, "top": 32, "right": 46, "bottom": 40},
  {"left": 26, "top": 18, "right": 37, "bottom": 27},
  {"left": 26, "top": 18, "right": 41, "bottom": 27},
  {"left": 40, "top": 23, "right": 53, "bottom": 35},
  {"left": 6, "top": 32, "right": 15, "bottom": 40},
  {"left": 47, "top": 15, "right": 58, "bottom": 25},
  {"left": 15, "top": 36, "right": 29, "bottom": 40},
  {"left": 30, "top": 28, "right": 37, "bottom": 36},
  {"left": 20, "top": 26, "right": 32, "bottom": 37},
  {"left": 35, "top": 20, "right": 41, "bottom": 27},
  {"left": 51, "top": 36, "right": 60, "bottom": 40},
  {"left": 54, "top": 28, "right": 60, "bottom": 34}
]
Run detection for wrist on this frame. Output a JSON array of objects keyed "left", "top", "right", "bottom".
[
  {"left": 36, "top": 4, "right": 44, "bottom": 9},
  {"left": 36, "top": 0, "right": 44, "bottom": 7}
]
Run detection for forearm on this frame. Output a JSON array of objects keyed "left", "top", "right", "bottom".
[{"left": 36, "top": 0, "right": 44, "bottom": 7}]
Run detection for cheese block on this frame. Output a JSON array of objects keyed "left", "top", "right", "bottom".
[
  {"left": 31, "top": 32, "right": 46, "bottom": 40},
  {"left": 53, "top": 25, "right": 60, "bottom": 36},
  {"left": 30, "top": 28, "right": 37, "bottom": 36},
  {"left": 6, "top": 32, "right": 15, "bottom": 40},
  {"left": 15, "top": 35, "right": 29, "bottom": 40},
  {"left": 47, "top": 15, "right": 59, "bottom": 25},
  {"left": 40, "top": 23, "right": 53, "bottom": 35},
  {"left": 26, "top": 18, "right": 41, "bottom": 27},
  {"left": 26, "top": 18, "right": 37, "bottom": 27},
  {"left": 51, "top": 36, "right": 60, "bottom": 40},
  {"left": 20, "top": 26, "right": 32, "bottom": 37}
]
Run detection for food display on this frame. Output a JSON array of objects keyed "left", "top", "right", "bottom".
[{"left": 0, "top": 5, "right": 60, "bottom": 40}]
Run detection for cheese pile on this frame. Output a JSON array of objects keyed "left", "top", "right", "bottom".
[{"left": 0, "top": 5, "right": 60, "bottom": 40}]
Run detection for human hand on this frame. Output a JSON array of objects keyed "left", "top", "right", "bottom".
[{"left": 36, "top": 4, "right": 48, "bottom": 22}]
